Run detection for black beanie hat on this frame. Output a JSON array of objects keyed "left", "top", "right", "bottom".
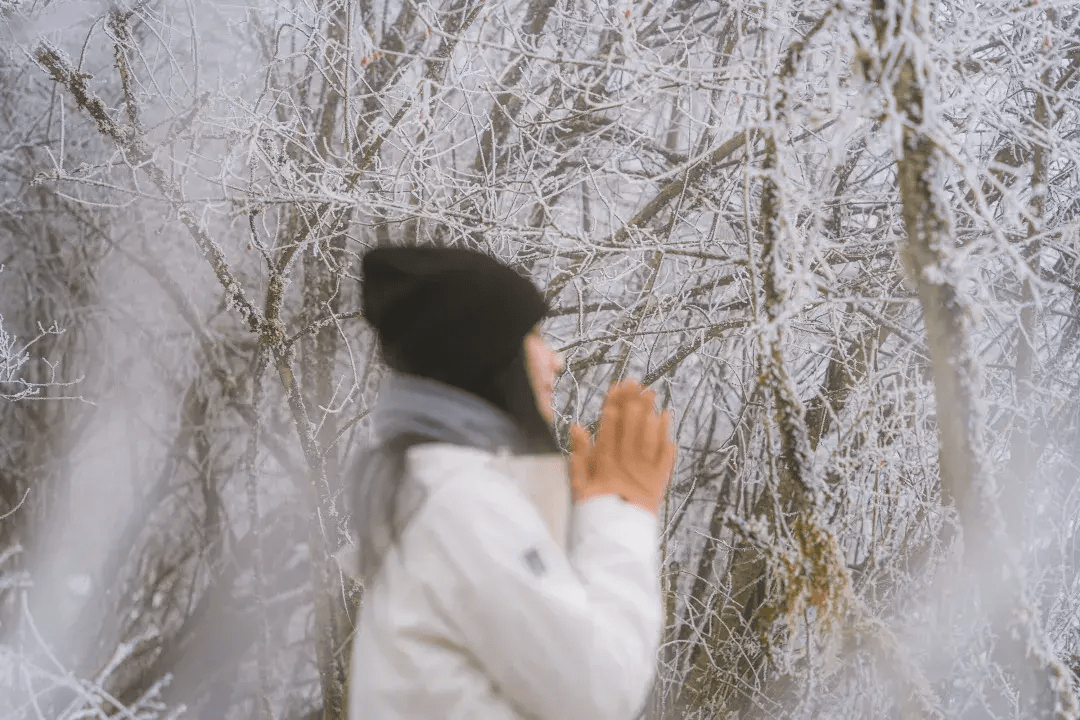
[{"left": 361, "top": 246, "right": 559, "bottom": 454}]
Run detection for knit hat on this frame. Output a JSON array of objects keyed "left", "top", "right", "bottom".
[{"left": 361, "top": 246, "right": 558, "bottom": 454}]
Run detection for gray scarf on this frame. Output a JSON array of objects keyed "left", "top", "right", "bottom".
[
  {"left": 373, "top": 372, "right": 527, "bottom": 453},
  {"left": 351, "top": 372, "right": 527, "bottom": 583}
]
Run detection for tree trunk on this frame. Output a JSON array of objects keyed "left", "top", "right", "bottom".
[{"left": 876, "top": 0, "right": 1079, "bottom": 715}]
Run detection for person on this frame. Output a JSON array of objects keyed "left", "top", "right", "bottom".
[{"left": 347, "top": 246, "right": 677, "bottom": 720}]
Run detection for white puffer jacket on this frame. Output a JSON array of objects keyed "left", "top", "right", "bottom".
[{"left": 347, "top": 442, "right": 662, "bottom": 720}]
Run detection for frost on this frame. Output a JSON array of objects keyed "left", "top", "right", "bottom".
[{"left": 5, "top": 0, "right": 1080, "bottom": 717}]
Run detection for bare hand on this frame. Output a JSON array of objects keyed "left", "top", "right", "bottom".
[{"left": 568, "top": 380, "right": 676, "bottom": 514}]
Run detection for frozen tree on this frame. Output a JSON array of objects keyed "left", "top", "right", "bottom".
[{"left": 2, "top": 0, "right": 1079, "bottom": 718}]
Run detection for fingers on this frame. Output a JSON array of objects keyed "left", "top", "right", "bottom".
[
  {"left": 569, "top": 423, "right": 592, "bottom": 462},
  {"left": 596, "top": 381, "right": 631, "bottom": 461},
  {"left": 599, "top": 379, "right": 659, "bottom": 457},
  {"left": 584, "top": 379, "right": 679, "bottom": 514},
  {"left": 615, "top": 381, "right": 661, "bottom": 465},
  {"left": 618, "top": 384, "right": 643, "bottom": 456},
  {"left": 636, "top": 387, "right": 661, "bottom": 464},
  {"left": 568, "top": 423, "right": 591, "bottom": 498},
  {"left": 569, "top": 422, "right": 584, "bottom": 456},
  {"left": 658, "top": 409, "right": 676, "bottom": 476},
  {"left": 597, "top": 378, "right": 671, "bottom": 469}
]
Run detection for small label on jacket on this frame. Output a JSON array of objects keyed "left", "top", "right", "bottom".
[{"left": 522, "top": 547, "right": 546, "bottom": 577}]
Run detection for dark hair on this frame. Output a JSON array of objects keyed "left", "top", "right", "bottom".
[
  {"left": 491, "top": 351, "right": 561, "bottom": 455},
  {"left": 378, "top": 343, "right": 559, "bottom": 455}
]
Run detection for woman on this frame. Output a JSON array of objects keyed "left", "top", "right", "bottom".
[{"left": 348, "top": 246, "right": 677, "bottom": 720}]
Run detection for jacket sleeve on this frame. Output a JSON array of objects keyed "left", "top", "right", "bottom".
[{"left": 410, "top": 469, "right": 662, "bottom": 720}]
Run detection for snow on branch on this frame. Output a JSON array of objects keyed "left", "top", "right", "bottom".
[
  {"left": 31, "top": 41, "right": 262, "bottom": 335},
  {"left": 0, "top": 271, "right": 79, "bottom": 402}
]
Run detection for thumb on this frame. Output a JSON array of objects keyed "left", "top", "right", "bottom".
[{"left": 568, "top": 423, "right": 591, "bottom": 498}]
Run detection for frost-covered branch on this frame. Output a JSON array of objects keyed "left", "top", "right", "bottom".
[
  {"left": 0, "top": 299, "right": 76, "bottom": 401},
  {"left": 31, "top": 43, "right": 261, "bottom": 334},
  {"left": 871, "top": 0, "right": 1080, "bottom": 714}
]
